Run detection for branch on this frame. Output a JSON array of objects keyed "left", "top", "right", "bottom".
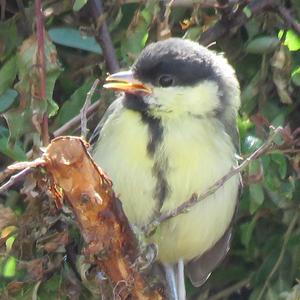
[
  {"left": 0, "top": 158, "right": 45, "bottom": 194},
  {"left": 144, "top": 127, "right": 283, "bottom": 236},
  {"left": 35, "top": 0, "right": 48, "bottom": 146},
  {"left": 0, "top": 167, "right": 32, "bottom": 194},
  {"left": 53, "top": 100, "right": 101, "bottom": 137},
  {"left": 120, "top": 0, "right": 218, "bottom": 7},
  {"left": 88, "top": 0, "right": 119, "bottom": 73},
  {"left": 199, "top": 0, "right": 278, "bottom": 46},
  {"left": 206, "top": 277, "right": 250, "bottom": 300},
  {"left": 277, "top": 5, "right": 300, "bottom": 36},
  {"left": 43, "top": 137, "right": 165, "bottom": 299},
  {"left": 256, "top": 212, "right": 299, "bottom": 300},
  {"left": 80, "top": 79, "right": 100, "bottom": 139},
  {"left": 1, "top": 137, "right": 166, "bottom": 299}
]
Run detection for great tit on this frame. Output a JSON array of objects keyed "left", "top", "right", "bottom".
[{"left": 93, "top": 38, "right": 240, "bottom": 299}]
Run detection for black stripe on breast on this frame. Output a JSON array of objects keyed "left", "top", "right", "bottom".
[
  {"left": 123, "top": 94, "right": 170, "bottom": 211},
  {"left": 140, "top": 111, "right": 170, "bottom": 211},
  {"left": 140, "top": 113, "right": 163, "bottom": 156},
  {"left": 152, "top": 159, "right": 170, "bottom": 211}
]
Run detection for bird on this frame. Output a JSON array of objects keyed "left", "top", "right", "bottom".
[{"left": 92, "top": 38, "right": 240, "bottom": 299}]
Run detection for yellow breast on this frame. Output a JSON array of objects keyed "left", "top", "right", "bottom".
[{"left": 93, "top": 107, "right": 239, "bottom": 263}]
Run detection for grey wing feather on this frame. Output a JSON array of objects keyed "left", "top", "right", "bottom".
[
  {"left": 89, "top": 98, "right": 124, "bottom": 145},
  {"left": 220, "top": 112, "right": 240, "bottom": 153},
  {"left": 185, "top": 228, "right": 232, "bottom": 287},
  {"left": 186, "top": 185, "right": 242, "bottom": 287}
]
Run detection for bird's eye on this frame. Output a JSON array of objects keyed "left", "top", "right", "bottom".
[{"left": 158, "top": 75, "right": 174, "bottom": 87}]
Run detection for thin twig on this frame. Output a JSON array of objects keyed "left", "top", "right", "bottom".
[
  {"left": 16, "top": 0, "right": 30, "bottom": 34},
  {"left": 120, "top": 0, "right": 218, "bottom": 6},
  {"left": 257, "top": 212, "right": 299, "bottom": 300},
  {"left": 80, "top": 79, "right": 100, "bottom": 139},
  {"left": 35, "top": 0, "right": 48, "bottom": 146},
  {"left": 53, "top": 101, "right": 101, "bottom": 137},
  {"left": 199, "top": 0, "right": 277, "bottom": 46},
  {"left": 0, "top": 0, "right": 6, "bottom": 20},
  {"left": 205, "top": 277, "right": 250, "bottom": 300},
  {"left": 0, "top": 168, "right": 32, "bottom": 194},
  {"left": 88, "top": 0, "right": 119, "bottom": 73},
  {"left": 144, "top": 127, "right": 283, "bottom": 236},
  {"left": 277, "top": 5, "right": 300, "bottom": 36}
]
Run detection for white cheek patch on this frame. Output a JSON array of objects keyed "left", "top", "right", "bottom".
[{"left": 151, "top": 81, "right": 221, "bottom": 117}]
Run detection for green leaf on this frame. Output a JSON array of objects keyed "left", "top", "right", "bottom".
[
  {"left": 271, "top": 153, "right": 287, "bottom": 179},
  {"left": 264, "top": 172, "right": 281, "bottom": 192},
  {"left": 3, "top": 35, "right": 62, "bottom": 143},
  {"left": 242, "top": 135, "right": 263, "bottom": 154},
  {"left": 0, "top": 56, "right": 17, "bottom": 95},
  {"left": 245, "top": 36, "right": 280, "bottom": 54},
  {"left": 280, "top": 181, "right": 294, "bottom": 200},
  {"left": 248, "top": 159, "right": 262, "bottom": 176},
  {"left": 253, "top": 249, "right": 279, "bottom": 285},
  {"left": 120, "top": 3, "right": 157, "bottom": 63},
  {"left": 53, "top": 79, "right": 98, "bottom": 128},
  {"left": 46, "top": 69, "right": 62, "bottom": 117},
  {"left": 249, "top": 183, "right": 265, "bottom": 213},
  {"left": 183, "top": 27, "right": 202, "bottom": 40},
  {"left": 109, "top": 8, "right": 123, "bottom": 32},
  {"left": 238, "top": 117, "right": 254, "bottom": 139},
  {"left": 261, "top": 155, "right": 271, "bottom": 170},
  {"left": 271, "top": 114, "right": 285, "bottom": 128},
  {"left": 240, "top": 219, "right": 256, "bottom": 248},
  {"left": 48, "top": 27, "right": 102, "bottom": 54},
  {"left": 291, "top": 67, "right": 300, "bottom": 86},
  {"left": 6, "top": 236, "right": 16, "bottom": 251},
  {"left": 0, "top": 17, "right": 22, "bottom": 61},
  {"left": 0, "top": 136, "right": 27, "bottom": 161},
  {"left": 240, "top": 71, "right": 260, "bottom": 114},
  {"left": 0, "top": 89, "right": 18, "bottom": 113},
  {"left": 73, "top": 0, "right": 88, "bottom": 11},
  {"left": 278, "top": 29, "right": 300, "bottom": 51},
  {"left": 2, "top": 256, "right": 16, "bottom": 278}
]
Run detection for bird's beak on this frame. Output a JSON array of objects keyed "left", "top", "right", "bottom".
[{"left": 103, "top": 70, "right": 152, "bottom": 94}]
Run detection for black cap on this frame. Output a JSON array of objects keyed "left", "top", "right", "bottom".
[{"left": 132, "top": 38, "right": 222, "bottom": 87}]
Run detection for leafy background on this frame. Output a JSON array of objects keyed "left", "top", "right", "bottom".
[{"left": 0, "top": 0, "right": 300, "bottom": 299}]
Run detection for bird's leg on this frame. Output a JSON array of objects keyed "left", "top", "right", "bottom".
[
  {"left": 164, "top": 263, "right": 179, "bottom": 300},
  {"left": 177, "top": 259, "right": 186, "bottom": 300}
]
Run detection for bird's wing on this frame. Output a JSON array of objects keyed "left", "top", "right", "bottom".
[
  {"left": 219, "top": 111, "right": 240, "bottom": 153},
  {"left": 185, "top": 183, "right": 242, "bottom": 287},
  {"left": 184, "top": 112, "right": 241, "bottom": 287},
  {"left": 185, "top": 227, "right": 232, "bottom": 287},
  {"left": 89, "top": 98, "right": 123, "bottom": 145}
]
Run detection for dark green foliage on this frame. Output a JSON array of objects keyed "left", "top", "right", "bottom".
[{"left": 0, "top": 1, "right": 300, "bottom": 299}]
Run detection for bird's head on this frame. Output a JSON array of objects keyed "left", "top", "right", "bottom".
[{"left": 104, "top": 38, "right": 240, "bottom": 119}]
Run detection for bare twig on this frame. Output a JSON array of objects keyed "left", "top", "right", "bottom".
[
  {"left": 0, "top": 0, "right": 6, "bottom": 20},
  {"left": 257, "top": 212, "right": 299, "bottom": 300},
  {"left": 0, "top": 168, "right": 32, "bottom": 194},
  {"left": 277, "top": 5, "right": 300, "bottom": 36},
  {"left": 35, "top": 0, "right": 48, "bottom": 146},
  {"left": 199, "top": 0, "right": 277, "bottom": 46},
  {"left": 80, "top": 79, "right": 100, "bottom": 139},
  {"left": 144, "top": 127, "right": 283, "bottom": 236},
  {"left": 120, "top": 0, "right": 218, "bottom": 6},
  {"left": 205, "top": 277, "right": 250, "bottom": 300},
  {"left": 53, "top": 101, "right": 101, "bottom": 137},
  {"left": 88, "top": 0, "right": 119, "bottom": 73},
  {"left": 16, "top": 0, "right": 30, "bottom": 34}
]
